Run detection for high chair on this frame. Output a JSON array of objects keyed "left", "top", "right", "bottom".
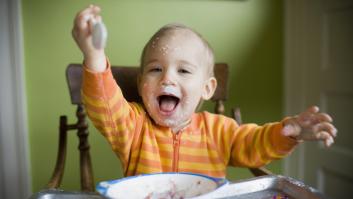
[{"left": 46, "top": 63, "right": 272, "bottom": 192}]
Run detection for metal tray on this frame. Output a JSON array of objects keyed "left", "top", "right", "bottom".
[
  {"left": 201, "top": 175, "right": 326, "bottom": 199},
  {"left": 29, "top": 189, "right": 106, "bottom": 199},
  {"left": 29, "top": 175, "right": 326, "bottom": 199}
]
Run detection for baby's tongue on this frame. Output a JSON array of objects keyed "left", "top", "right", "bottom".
[{"left": 160, "top": 97, "right": 177, "bottom": 112}]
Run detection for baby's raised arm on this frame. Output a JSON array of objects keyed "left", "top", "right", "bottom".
[{"left": 72, "top": 5, "right": 106, "bottom": 72}]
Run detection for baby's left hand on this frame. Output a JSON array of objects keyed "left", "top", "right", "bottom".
[{"left": 282, "top": 106, "right": 337, "bottom": 147}]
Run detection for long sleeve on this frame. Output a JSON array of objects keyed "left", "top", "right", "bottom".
[
  {"left": 81, "top": 62, "right": 146, "bottom": 171},
  {"left": 228, "top": 121, "right": 298, "bottom": 168},
  {"left": 200, "top": 112, "right": 298, "bottom": 169}
]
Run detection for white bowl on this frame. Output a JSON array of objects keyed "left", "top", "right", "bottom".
[{"left": 96, "top": 172, "right": 228, "bottom": 199}]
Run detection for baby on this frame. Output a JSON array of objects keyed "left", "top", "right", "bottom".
[{"left": 72, "top": 5, "right": 337, "bottom": 178}]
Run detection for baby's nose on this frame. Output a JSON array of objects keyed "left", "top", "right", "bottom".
[{"left": 160, "top": 71, "right": 176, "bottom": 86}]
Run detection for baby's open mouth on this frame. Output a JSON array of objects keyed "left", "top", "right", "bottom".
[{"left": 158, "top": 95, "right": 180, "bottom": 113}]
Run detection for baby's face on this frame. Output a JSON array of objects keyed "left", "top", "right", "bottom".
[{"left": 139, "top": 30, "right": 215, "bottom": 132}]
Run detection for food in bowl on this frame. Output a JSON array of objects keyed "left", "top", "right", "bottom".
[{"left": 96, "top": 172, "right": 228, "bottom": 199}]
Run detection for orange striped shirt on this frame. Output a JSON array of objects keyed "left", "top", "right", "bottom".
[{"left": 82, "top": 65, "right": 298, "bottom": 178}]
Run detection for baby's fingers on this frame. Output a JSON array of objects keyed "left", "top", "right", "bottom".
[
  {"left": 297, "top": 107, "right": 318, "bottom": 126},
  {"left": 311, "top": 113, "right": 333, "bottom": 123},
  {"left": 74, "top": 5, "right": 101, "bottom": 31},
  {"left": 313, "top": 131, "right": 334, "bottom": 147},
  {"left": 307, "top": 106, "right": 320, "bottom": 113},
  {"left": 298, "top": 107, "right": 333, "bottom": 128},
  {"left": 313, "top": 122, "right": 337, "bottom": 137},
  {"left": 325, "top": 136, "right": 334, "bottom": 147}
]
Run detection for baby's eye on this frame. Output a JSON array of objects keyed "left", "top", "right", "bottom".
[
  {"left": 178, "top": 68, "right": 191, "bottom": 74},
  {"left": 149, "top": 67, "right": 162, "bottom": 73}
]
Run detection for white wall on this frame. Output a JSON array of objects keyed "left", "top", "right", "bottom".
[{"left": 0, "top": 0, "right": 31, "bottom": 198}]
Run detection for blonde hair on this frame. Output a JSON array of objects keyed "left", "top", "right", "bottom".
[{"left": 140, "top": 23, "right": 215, "bottom": 77}]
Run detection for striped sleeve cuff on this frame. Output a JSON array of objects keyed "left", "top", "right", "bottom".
[
  {"left": 82, "top": 58, "right": 118, "bottom": 99},
  {"left": 270, "top": 122, "right": 300, "bottom": 155}
]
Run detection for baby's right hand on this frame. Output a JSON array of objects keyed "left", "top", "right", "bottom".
[{"left": 72, "top": 5, "right": 106, "bottom": 72}]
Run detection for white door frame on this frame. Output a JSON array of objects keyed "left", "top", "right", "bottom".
[
  {"left": 0, "top": 0, "right": 32, "bottom": 198},
  {"left": 285, "top": 1, "right": 353, "bottom": 197},
  {"left": 283, "top": 0, "right": 309, "bottom": 180}
]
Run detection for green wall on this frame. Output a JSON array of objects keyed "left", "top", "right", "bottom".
[{"left": 22, "top": 0, "right": 283, "bottom": 192}]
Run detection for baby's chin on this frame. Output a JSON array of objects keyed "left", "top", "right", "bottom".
[
  {"left": 156, "top": 118, "right": 179, "bottom": 128},
  {"left": 144, "top": 102, "right": 193, "bottom": 132},
  {"left": 152, "top": 115, "right": 190, "bottom": 133}
]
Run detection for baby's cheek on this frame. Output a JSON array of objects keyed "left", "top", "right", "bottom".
[
  {"left": 183, "top": 96, "right": 198, "bottom": 112},
  {"left": 142, "top": 82, "right": 148, "bottom": 89},
  {"left": 140, "top": 83, "right": 152, "bottom": 102},
  {"left": 142, "top": 83, "right": 153, "bottom": 94}
]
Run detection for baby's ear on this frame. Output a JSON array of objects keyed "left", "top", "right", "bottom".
[{"left": 202, "top": 77, "right": 217, "bottom": 100}]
